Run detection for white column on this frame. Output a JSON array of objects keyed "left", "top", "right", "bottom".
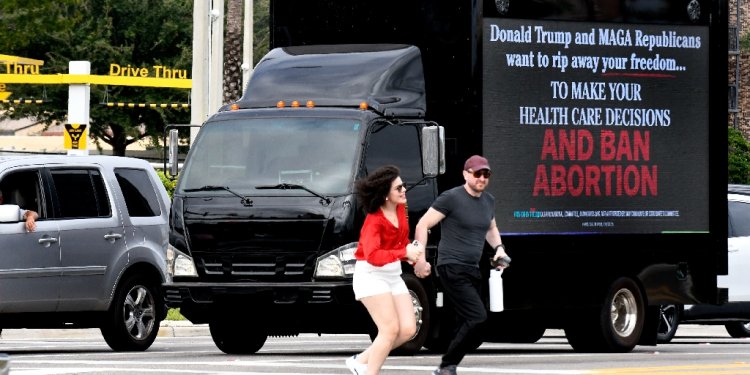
[
  {"left": 67, "top": 61, "right": 90, "bottom": 156},
  {"left": 208, "top": 0, "right": 225, "bottom": 115},
  {"left": 190, "top": 0, "right": 210, "bottom": 142}
]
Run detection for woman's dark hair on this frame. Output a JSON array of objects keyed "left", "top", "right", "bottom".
[{"left": 355, "top": 165, "right": 401, "bottom": 213}]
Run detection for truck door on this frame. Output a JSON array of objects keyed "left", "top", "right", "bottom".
[
  {"left": 50, "top": 167, "right": 126, "bottom": 311},
  {"left": 0, "top": 168, "right": 61, "bottom": 313},
  {"left": 363, "top": 121, "right": 436, "bottom": 225}
]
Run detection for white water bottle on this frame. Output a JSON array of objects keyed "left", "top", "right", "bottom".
[{"left": 489, "top": 269, "right": 504, "bottom": 312}]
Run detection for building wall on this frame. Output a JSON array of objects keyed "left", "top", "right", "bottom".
[{"left": 729, "top": 0, "right": 750, "bottom": 135}]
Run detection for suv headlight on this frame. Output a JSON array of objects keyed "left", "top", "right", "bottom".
[
  {"left": 314, "top": 242, "right": 358, "bottom": 279},
  {"left": 166, "top": 244, "right": 198, "bottom": 277}
]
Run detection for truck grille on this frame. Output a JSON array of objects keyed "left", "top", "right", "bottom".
[{"left": 198, "top": 254, "right": 312, "bottom": 280}]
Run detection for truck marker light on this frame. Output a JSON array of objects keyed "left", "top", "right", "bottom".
[
  {"left": 306, "top": 100, "right": 315, "bottom": 108},
  {"left": 291, "top": 100, "right": 300, "bottom": 107},
  {"left": 359, "top": 101, "right": 368, "bottom": 110},
  {"left": 230, "top": 103, "right": 239, "bottom": 111},
  {"left": 276, "top": 101, "right": 285, "bottom": 108}
]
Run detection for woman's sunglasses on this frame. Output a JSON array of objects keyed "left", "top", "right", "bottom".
[
  {"left": 470, "top": 170, "right": 491, "bottom": 179},
  {"left": 394, "top": 184, "right": 407, "bottom": 192}
]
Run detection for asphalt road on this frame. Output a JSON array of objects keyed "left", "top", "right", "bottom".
[{"left": 1, "top": 323, "right": 748, "bottom": 374}]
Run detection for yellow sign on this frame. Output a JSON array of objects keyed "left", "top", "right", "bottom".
[
  {"left": 0, "top": 54, "right": 44, "bottom": 66},
  {"left": 109, "top": 63, "right": 188, "bottom": 79},
  {"left": 0, "top": 73, "right": 191, "bottom": 88},
  {"left": 0, "top": 84, "right": 9, "bottom": 100},
  {"left": 64, "top": 123, "right": 88, "bottom": 150}
]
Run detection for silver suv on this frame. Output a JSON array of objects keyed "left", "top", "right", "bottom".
[{"left": 0, "top": 155, "right": 170, "bottom": 351}]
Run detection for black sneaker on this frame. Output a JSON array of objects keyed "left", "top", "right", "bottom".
[{"left": 431, "top": 365, "right": 457, "bottom": 375}]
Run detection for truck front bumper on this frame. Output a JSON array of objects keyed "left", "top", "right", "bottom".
[
  {"left": 162, "top": 280, "right": 369, "bottom": 332},
  {"left": 164, "top": 280, "right": 355, "bottom": 306}
]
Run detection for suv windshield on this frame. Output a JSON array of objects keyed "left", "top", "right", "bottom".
[{"left": 178, "top": 117, "right": 361, "bottom": 195}]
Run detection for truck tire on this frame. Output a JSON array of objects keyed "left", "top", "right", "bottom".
[
  {"left": 100, "top": 274, "right": 162, "bottom": 351},
  {"left": 725, "top": 322, "right": 750, "bottom": 338},
  {"left": 564, "top": 277, "right": 645, "bottom": 353},
  {"left": 372, "top": 273, "right": 430, "bottom": 356},
  {"left": 210, "top": 320, "right": 267, "bottom": 354},
  {"left": 656, "top": 304, "right": 682, "bottom": 343}
]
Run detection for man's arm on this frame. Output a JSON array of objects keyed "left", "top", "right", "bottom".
[
  {"left": 23, "top": 210, "right": 38, "bottom": 232},
  {"left": 485, "top": 218, "right": 508, "bottom": 264},
  {"left": 413, "top": 208, "right": 445, "bottom": 277}
]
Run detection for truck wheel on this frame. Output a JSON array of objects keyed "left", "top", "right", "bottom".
[
  {"left": 376, "top": 273, "right": 430, "bottom": 356},
  {"left": 725, "top": 322, "right": 750, "bottom": 338},
  {"left": 210, "top": 320, "right": 267, "bottom": 354},
  {"left": 565, "top": 277, "right": 645, "bottom": 353},
  {"left": 100, "top": 274, "right": 162, "bottom": 351},
  {"left": 656, "top": 304, "right": 682, "bottom": 343}
]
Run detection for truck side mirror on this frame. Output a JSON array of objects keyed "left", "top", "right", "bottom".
[
  {"left": 421, "top": 125, "right": 445, "bottom": 177},
  {"left": 168, "top": 129, "right": 180, "bottom": 177}
]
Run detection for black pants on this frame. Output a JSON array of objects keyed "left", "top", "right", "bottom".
[{"left": 437, "top": 264, "right": 487, "bottom": 368}]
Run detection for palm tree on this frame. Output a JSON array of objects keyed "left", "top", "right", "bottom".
[{"left": 223, "top": 0, "right": 244, "bottom": 103}]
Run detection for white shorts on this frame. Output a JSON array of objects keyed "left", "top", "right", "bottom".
[{"left": 352, "top": 260, "right": 408, "bottom": 300}]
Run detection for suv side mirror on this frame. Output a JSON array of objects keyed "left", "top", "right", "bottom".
[
  {"left": 421, "top": 125, "right": 445, "bottom": 177},
  {"left": 0, "top": 204, "right": 22, "bottom": 223}
]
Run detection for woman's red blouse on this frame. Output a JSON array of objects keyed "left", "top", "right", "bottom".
[{"left": 354, "top": 204, "right": 409, "bottom": 266}]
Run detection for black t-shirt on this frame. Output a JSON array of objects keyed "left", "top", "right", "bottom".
[{"left": 432, "top": 185, "right": 495, "bottom": 267}]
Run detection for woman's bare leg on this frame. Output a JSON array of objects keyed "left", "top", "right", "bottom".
[{"left": 359, "top": 292, "right": 400, "bottom": 375}]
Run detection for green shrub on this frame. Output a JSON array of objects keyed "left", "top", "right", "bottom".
[
  {"left": 156, "top": 170, "right": 177, "bottom": 198},
  {"left": 729, "top": 126, "right": 750, "bottom": 184},
  {"left": 166, "top": 308, "right": 186, "bottom": 321}
]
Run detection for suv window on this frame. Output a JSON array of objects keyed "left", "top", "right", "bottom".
[
  {"left": 0, "top": 169, "right": 44, "bottom": 217},
  {"left": 50, "top": 169, "right": 110, "bottom": 219},
  {"left": 729, "top": 200, "right": 750, "bottom": 237},
  {"left": 115, "top": 168, "right": 161, "bottom": 217}
]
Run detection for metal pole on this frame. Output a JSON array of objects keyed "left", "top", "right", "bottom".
[{"left": 242, "top": 0, "right": 254, "bottom": 92}]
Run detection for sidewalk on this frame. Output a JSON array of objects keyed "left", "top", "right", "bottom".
[{"left": 0, "top": 320, "right": 209, "bottom": 340}]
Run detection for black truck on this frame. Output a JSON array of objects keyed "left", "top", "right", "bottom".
[{"left": 164, "top": 0, "right": 728, "bottom": 354}]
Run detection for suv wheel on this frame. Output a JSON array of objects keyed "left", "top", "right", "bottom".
[
  {"left": 657, "top": 304, "right": 682, "bottom": 343},
  {"left": 101, "top": 274, "right": 162, "bottom": 351}
]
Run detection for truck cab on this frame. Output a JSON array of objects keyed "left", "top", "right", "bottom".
[{"left": 164, "top": 44, "right": 444, "bottom": 354}]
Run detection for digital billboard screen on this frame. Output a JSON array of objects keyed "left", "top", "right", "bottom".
[{"left": 483, "top": 18, "right": 710, "bottom": 234}]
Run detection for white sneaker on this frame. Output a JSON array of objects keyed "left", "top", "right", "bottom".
[{"left": 346, "top": 354, "right": 367, "bottom": 375}]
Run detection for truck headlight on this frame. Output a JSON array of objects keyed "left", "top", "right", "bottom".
[
  {"left": 314, "top": 242, "right": 358, "bottom": 279},
  {"left": 166, "top": 244, "right": 198, "bottom": 277}
]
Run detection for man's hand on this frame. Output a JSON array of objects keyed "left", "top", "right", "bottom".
[{"left": 414, "top": 259, "right": 431, "bottom": 278}]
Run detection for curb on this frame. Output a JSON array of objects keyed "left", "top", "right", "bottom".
[{"left": 0, "top": 321, "right": 209, "bottom": 340}]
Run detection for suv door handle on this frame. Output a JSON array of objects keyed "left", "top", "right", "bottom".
[
  {"left": 38, "top": 236, "right": 59, "bottom": 248},
  {"left": 103, "top": 233, "right": 123, "bottom": 243}
]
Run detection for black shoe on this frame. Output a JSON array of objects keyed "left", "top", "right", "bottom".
[{"left": 431, "top": 365, "right": 457, "bottom": 375}]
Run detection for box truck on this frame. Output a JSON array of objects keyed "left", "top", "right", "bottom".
[{"left": 164, "top": 0, "right": 727, "bottom": 354}]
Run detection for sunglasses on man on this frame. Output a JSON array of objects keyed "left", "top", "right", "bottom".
[{"left": 468, "top": 169, "right": 491, "bottom": 179}]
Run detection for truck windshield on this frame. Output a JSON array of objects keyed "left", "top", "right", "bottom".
[{"left": 177, "top": 117, "right": 361, "bottom": 195}]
